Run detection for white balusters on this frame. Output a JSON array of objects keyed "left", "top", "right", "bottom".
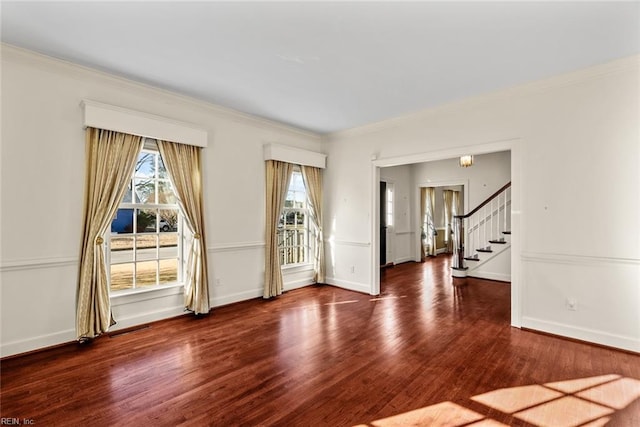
[{"left": 452, "top": 183, "right": 511, "bottom": 276}]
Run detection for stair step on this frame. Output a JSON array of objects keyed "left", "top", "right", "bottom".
[
  {"left": 464, "top": 256, "right": 480, "bottom": 262},
  {"left": 502, "top": 231, "right": 511, "bottom": 235},
  {"left": 476, "top": 248, "right": 493, "bottom": 253},
  {"left": 489, "top": 239, "right": 507, "bottom": 244}
]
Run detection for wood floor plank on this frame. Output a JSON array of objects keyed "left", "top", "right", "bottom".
[{"left": 2, "top": 256, "right": 639, "bottom": 426}]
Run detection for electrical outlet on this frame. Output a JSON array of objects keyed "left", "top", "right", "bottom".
[{"left": 566, "top": 298, "right": 578, "bottom": 311}]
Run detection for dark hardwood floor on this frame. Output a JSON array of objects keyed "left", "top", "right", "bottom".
[{"left": 2, "top": 256, "right": 639, "bottom": 426}]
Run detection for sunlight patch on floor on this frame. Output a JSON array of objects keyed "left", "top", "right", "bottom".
[
  {"left": 513, "top": 395, "right": 612, "bottom": 426},
  {"left": 544, "top": 373, "right": 620, "bottom": 393},
  {"left": 471, "top": 384, "right": 563, "bottom": 413},
  {"left": 355, "top": 374, "right": 640, "bottom": 427},
  {"left": 354, "top": 401, "right": 484, "bottom": 427}
]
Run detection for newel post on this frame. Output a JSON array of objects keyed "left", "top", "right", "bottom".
[{"left": 452, "top": 216, "right": 467, "bottom": 277}]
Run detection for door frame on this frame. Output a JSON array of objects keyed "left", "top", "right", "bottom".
[{"left": 370, "top": 138, "right": 522, "bottom": 327}]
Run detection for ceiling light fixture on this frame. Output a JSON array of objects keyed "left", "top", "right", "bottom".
[{"left": 459, "top": 155, "right": 474, "bottom": 168}]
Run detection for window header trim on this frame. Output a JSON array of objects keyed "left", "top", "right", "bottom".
[
  {"left": 81, "top": 99, "right": 208, "bottom": 148},
  {"left": 263, "top": 143, "right": 326, "bottom": 169}
]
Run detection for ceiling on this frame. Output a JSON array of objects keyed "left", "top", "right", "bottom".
[{"left": 2, "top": 2, "right": 639, "bottom": 134}]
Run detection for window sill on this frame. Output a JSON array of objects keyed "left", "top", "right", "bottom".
[
  {"left": 110, "top": 283, "right": 184, "bottom": 306},
  {"left": 281, "top": 263, "right": 314, "bottom": 273}
]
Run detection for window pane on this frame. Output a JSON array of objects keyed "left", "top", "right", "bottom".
[
  {"left": 137, "top": 209, "right": 157, "bottom": 233},
  {"left": 159, "top": 209, "right": 178, "bottom": 232},
  {"left": 136, "top": 235, "right": 158, "bottom": 261},
  {"left": 135, "top": 178, "right": 156, "bottom": 204},
  {"left": 158, "top": 181, "right": 176, "bottom": 204},
  {"left": 294, "top": 191, "right": 306, "bottom": 208},
  {"left": 158, "top": 155, "right": 169, "bottom": 179},
  {"left": 111, "top": 236, "right": 133, "bottom": 263},
  {"left": 160, "top": 234, "right": 179, "bottom": 258},
  {"left": 136, "top": 261, "right": 158, "bottom": 287},
  {"left": 159, "top": 259, "right": 178, "bottom": 284},
  {"left": 122, "top": 181, "right": 133, "bottom": 203},
  {"left": 134, "top": 152, "right": 156, "bottom": 178},
  {"left": 111, "top": 263, "right": 134, "bottom": 292},
  {"left": 290, "top": 171, "right": 305, "bottom": 192},
  {"left": 285, "top": 211, "right": 296, "bottom": 225},
  {"left": 111, "top": 208, "right": 134, "bottom": 234}
]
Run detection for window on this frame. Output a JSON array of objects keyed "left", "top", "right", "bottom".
[
  {"left": 278, "top": 168, "right": 313, "bottom": 266},
  {"left": 107, "top": 139, "right": 184, "bottom": 292}
]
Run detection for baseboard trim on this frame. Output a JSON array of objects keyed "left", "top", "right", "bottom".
[
  {"left": 521, "top": 316, "right": 639, "bottom": 353},
  {"left": 325, "top": 277, "right": 371, "bottom": 295},
  {"left": 394, "top": 256, "right": 414, "bottom": 264},
  {"left": 521, "top": 327, "right": 640, "bottom": 356},
  {"left": 1, "top": 329, "right": 76, "bottom": 359},
  {"left": 111, "top": 305, "right": 187, "bottom": 333},
  {"left": 210, "top": 288, "right": 263, "bottom": 307},
  {"left": 284, "top": 278, "right": 314, "bottom": 292}
]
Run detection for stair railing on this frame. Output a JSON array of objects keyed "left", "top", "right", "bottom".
[{"left": 452, "top": 182, "right": 511, "bottom": 271}]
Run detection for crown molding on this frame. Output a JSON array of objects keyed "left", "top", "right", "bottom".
[
  {"left": 327, "top": 54, "right": 640, "bottom": 140},
  {"left": 1, "top": 43, "right": 322, "bottom": 141}
]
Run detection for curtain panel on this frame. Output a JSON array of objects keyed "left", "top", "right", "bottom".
[
  {"left": 264, "top": 160, "right": 293, "bottom": 298},
  {"left": 76, "top": 127, "right": 143, "bottom": 340},
  {"left": 157, "top": 140, "right": 210, "bottom": 314},
  {"left": 443, "top": 190, "right": 455, "bottom": 253},
  {"left": 421, "top": 187, "right": 437, "bottom": 258},
  {"left": 452, "top": 191, "right": 460, "bottom": 217},
  {"left": 301, "top": 166, "right": 325, "bottom": 283}
]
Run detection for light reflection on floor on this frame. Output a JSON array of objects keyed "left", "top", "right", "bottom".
[{"left": 354, "top": 374, "right": 640, "bottom": 427}]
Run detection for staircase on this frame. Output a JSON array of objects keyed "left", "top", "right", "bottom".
[{"left": 452, "top": 182, "right": 511, "bottom": 278}]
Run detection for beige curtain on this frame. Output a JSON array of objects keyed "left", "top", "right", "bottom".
[
  {"left": 157, "top": 140, "right": 210, "bottom": 314},
  {"left": 421, "top": 187, "right": 436, "bottom": 258},
  {"left": 452, "top": 190, "right": 461, "bottom": 251},
  {"left": 443, "top": 190, "right": 454, "bottom": 253},
  {"left": 452, "top": 190, "right": 460, "bottom": 217},
  {"left": 301, "top": 166, "right": 325, "bottom": 283},
  {"left": 77, "top": 128, "right": 143, "bottom": 340},
  {"left": 264, "top": 160, "right": 293, "bottom": 298}
]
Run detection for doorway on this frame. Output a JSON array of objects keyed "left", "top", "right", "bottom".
[
  {"left": 380, "top": 181, "right": 387, "bottom": 266},
  {"left": 379, "top": 180, "right": 394, "bottom": 268},
  {"left": 370, "top": 139, "right": 521, "bottom": 327}
]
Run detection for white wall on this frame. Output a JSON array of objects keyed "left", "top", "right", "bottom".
[
  {"left": 324, "top": 56, "right": 640, "bottom": 352},
  {"left": 0, "top": 46, "right": 322, "bottom": 357}
]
